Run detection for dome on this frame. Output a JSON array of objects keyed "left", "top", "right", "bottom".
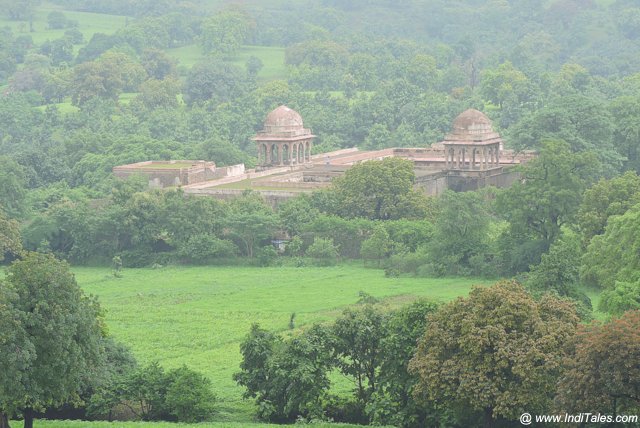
[
  {"left": 255, "top": 105, "right": 313, "bottom": 140},
  {"left": 444, "top": 109, "right": 500, "bottom": 142},
  {"left": 264, "top": 105, "right": 304, "bottom": 133}
]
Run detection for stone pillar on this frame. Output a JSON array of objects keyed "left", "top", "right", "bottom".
[
  {"left": 495, "top": 145, "right": 500, "bottom": 165},
  {"left": 462, "top": 147, "right": 466, "bottom": 169},
  {"left": 279, "top": 143, "right": 284, "bottom": 165},
  {"left": 257, "top": 145, "right": 261, "bottom": 165}
]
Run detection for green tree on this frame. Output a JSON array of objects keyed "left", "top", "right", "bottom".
[
  {"left": 234, "top": 324, "right": 331, "bottom": 422},
  {"left": 496, "top": 140, "right": 599, "bottom": 273},
  {"left": 556, "top": 311, "right": 640, "bottom": 417},
  {"left": 332, "top": 305, "right": 386, "bottom": 409},
  {"left": 370, "top": 300, "right": 440, "bottom": 427},
  {"left": 330, "top": 157, "right": 428, "bottom": 220},
  {"left": 409, "top": 281, "right": 578, "bottom": 427},
  {"left": 306, "top": 237, "right": 339, "bottom": 266},
  {"left": 199, "top": 9, "right": 254, "bottom": 56},
  {"left": 184, "top": 58, "right": 248, "bottom": 105},
  {"left": 225, "top": 193, "right": 278, "bottom": 258},
  {"left": 581, "top": 203, "right": 640, "bottom": 289},
  {"left": 0, "top": 157, "right": 27, "bottom": 218},
  {"left": 360, "top": 224, "right": 392, "bottom": 267},
  {"left": 165, "top": 366, "right": 216, "bottom": 422},
  {"left": 46, "top": 11, "right": 67, "bottom": 29},
  {"left": 0, "top": 209, "right": 22, "bottom": 262},
  {"left": 598, "top": 281, "right": 640, "bottom": 315},
  {"left": 577, "top": 171, "right": 640, "bottom": 245},
  {"left": 428, "top": 190, "right": 492, "bottom": 274},
  {"left": 610, "top": 96, "right": 640, "bottom": 172},
  {"left": 141, "top": 48, "right": 176, "bottom": 80},
  {"left": 0, "top": 252, "right": 104, "bottom": 428}
]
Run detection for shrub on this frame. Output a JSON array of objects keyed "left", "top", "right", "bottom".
[
  {"left": 177, "top": 234, "right": 237, "bottom": 264},
  {"left": 165, "top": 366, "right": 216, "bottom": 422},
  {"left": 257, "top": 245, "right": 278, "bottom": 267},
  {"left": 306, "top": 237, "right": 339, "bottom": 266}
]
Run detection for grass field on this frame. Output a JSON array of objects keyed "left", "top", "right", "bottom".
[
  {"left": 166, "top": 45, "right": 287, "bottom": 81},
  {"left": 0, "top": 2, "right": 127, "bottom": 46},
  {"left": 72, "top": 264, "right": 485, "bottom": 421}
]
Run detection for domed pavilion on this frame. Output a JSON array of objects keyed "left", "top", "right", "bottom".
[
  {"left": 442, "top": 109, "right": 502, "bottom": 171},
  {"left": 253, "top": 105, "right": 315, "bottom": 167}
]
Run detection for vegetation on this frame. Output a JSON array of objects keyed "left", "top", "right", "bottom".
[{"left": 1, "top": 0, "right": 640, "bottom": 425}]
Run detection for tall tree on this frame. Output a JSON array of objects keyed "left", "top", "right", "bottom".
[
  {"left": 496, "top": 140, "right": 599, "bottom": 273},
  {"left": 330, "top": 157, "right": 428, "bottom": 220},
  {"left": 409, "top": 281, "right": 578, "bottom": 427},
  {"left": 225, "top": 192, "right": 278, "bottom": 258},
  {"left": 581, "top": 202, "right": 640, "bottom": 289},
  {"left": 556, "top": 311, "right": 640, "bottom": 417},
  {"left": 0, "top": 252, "right": 104, "bottom": 428},
  {"left": 577, "top": 171, "right": 640, "bottom": 245}
]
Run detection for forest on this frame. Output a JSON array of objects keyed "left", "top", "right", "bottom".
[{"left": 1, "top": 0, "right": 640, "bottom": 427}]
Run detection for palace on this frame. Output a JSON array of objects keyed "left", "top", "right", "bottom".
[{"left": 113, "top": 105, "right": 534, "bottom": 204}]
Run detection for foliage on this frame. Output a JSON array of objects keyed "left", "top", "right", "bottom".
[
  {"left": 329, "top": 157, "right": 428, "bottom": 220},
  {"left": 577, "top": 171, "right": 640, "bottom": 245},
  {"left": 598, "top": 281, "right": 640, "bottom": 316},
  {"left": 369, "top": 300, "right": 440, "bottom": 427},
  {"left": 581, "top": 203, "right": 640, "bottom": 289},
  {"left": 164, "top": 366, "right": 216, "bottom": 423},
  {"left": 184, "top": 58, "right": 248, "bottom": 106},
  {"left": 0, "top": 157, "right": 27, "bottom": 218},
  {"left": 89, "top": 361, "right": 215, "bottom": 423},
  {"left": 409, "top": 281, "right": 579, "bottom": 425},
  {"left": 360, "top": 224, "right": 392, "bottom": 267},
  {"left": 0, "top": 252, "right": 104, "bottom": 427},
  {"left": 177, "top": 234, "right": 237, "bottom": 264},
  {"left": 225, "top": 193, "right": 278, "bottom": 258},
  {"left": 0, "top": 210, "right": 22, "bottom": 262},
  {"left": 428, "top": 190, "right": 492, "bottom": 275},
  {"left": 234, "top": 324, "right": 331, "bottom": 422},
  {"left": 331, "top": 305, "right": 386, "bottom": 409},
  {"left": 306, "top": 237, "right": 339, "bottom": 266},
  {"left": 556, "top": 311, "right": 640, "bottom": 417},
  {"left": 200, "top": 9, "right": 255, "bottom": 56},
  {"left": 496, "top": 140, "right": 599, "bottom": 274}
]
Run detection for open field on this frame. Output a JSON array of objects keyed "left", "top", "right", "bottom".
[
  {"left": 0, "top": 2, "right": 127, "bottom": 46},
  {"left": 72, "top": 264, "right": 486, "bottom": 421},
  {"left": 166, "top": 44, "right": 287, "bottom": 81}
]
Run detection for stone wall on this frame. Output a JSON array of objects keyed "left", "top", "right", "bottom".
[{"left": 113, "top": 160, "right": 216, "bottom": 188}]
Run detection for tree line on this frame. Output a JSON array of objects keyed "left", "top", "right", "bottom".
[{"left": 235, "top": 281, "right": 640, "bottom": 427}]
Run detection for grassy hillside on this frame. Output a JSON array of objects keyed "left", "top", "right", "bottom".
[
  {"left": 166, "top": 44, "right": 287, "bottom": 80},
  {"left": 73, "top": 264, "right": 485, "bottom": 421},
  {"left": 0, "top": 2, "right": 127, "bottom": 46}
]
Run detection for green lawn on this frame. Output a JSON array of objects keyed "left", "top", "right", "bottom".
[{"left": 72, "top": 264, "right": 485, "bottom": 421}]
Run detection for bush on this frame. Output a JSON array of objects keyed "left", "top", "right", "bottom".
[
  {"left": 177, "top": 234, "right": 237, "bottom": 264},
  {"left": 165, "top": 366, "right": 216, "bottom": 422},
  {"left": 306, "top": 238, "right": 339, "bottom": 266},
  {"left": 599, "top": 281, "right": 640, "bottom": 315},
  {"left": 258, "top": 245, "right": 278, "bottom": 267},
  {"left": 47, "top": 11, "right": 67, "bottom": 29},
  {"left": 89, "top": 363, "right": 215, "bottom": 422}
]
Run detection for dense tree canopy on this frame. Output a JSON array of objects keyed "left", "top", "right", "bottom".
[
  {"left": 0, "top": 252, "right": 104, "bottom": 428},
  {"left": 409, "top": 281, "right": 578, "bottom": 427}
]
